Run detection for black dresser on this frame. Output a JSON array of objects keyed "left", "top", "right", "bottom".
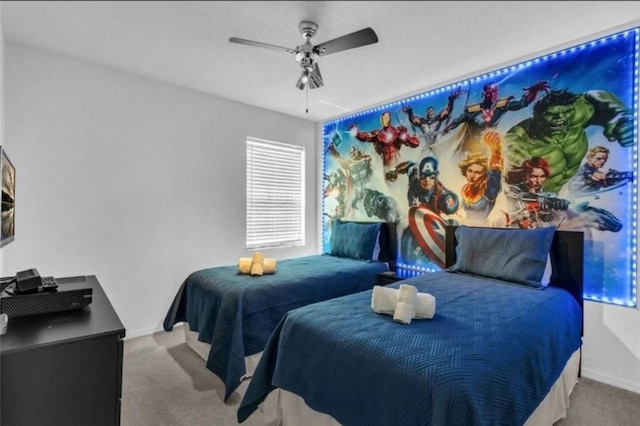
[{"left": 1, "top": 275, "right": 126, "bottom": 426}]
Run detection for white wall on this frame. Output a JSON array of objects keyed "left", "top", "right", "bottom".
[
  {"left": 584, "top": 302, "right": 640, "bottom": 393},
  {"left": 2, "top": 43, "right": 318, "bottom": 338}
]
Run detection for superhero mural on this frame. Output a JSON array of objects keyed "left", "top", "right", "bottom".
[{"left": 322, "top": 28, "right": 638, "bottom": 307}]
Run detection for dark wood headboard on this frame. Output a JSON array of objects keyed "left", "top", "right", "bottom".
[
  {"left": 378, "top": 221, "right": 397, "bottom": 272},
  {"left": 445, "top": 226, "right": 584, "bottom": 316}
]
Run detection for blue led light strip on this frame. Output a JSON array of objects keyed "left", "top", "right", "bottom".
[
  {"left": 321, "top": 27, "right": 640, "bottom": 307},
  {"left": 630, "top": 28, "right": 638, "bottom": 307}
]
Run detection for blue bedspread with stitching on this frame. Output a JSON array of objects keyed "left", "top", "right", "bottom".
[
  {"left": 163, "top": 254, "right": 388, "bottom": 401},
  {"left": 238, "top": 271, "right": 582, "bottom": 426}
]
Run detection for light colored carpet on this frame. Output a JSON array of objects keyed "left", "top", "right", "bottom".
[
  {"left": 555, "top": 372, "right": 640, "bottom": 426},
  {"left": 122, "top": 330, "right": 640, "bottom": 426},
  {"left": 121, "top": 330, "right": 275, "bottom": 426}
]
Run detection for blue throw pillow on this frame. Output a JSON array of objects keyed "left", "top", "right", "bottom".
[
  {"left": 329, "top": 221, "right": 382, "bottom": 261},
  {"left": 447, "top": 225, "right": 556, "bottom": 288}
]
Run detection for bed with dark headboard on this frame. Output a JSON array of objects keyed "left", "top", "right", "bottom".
[
  {"left": 238, "top": 225, "right": 585, "bottom": 426},
  {"left": 446, "top": 225, "right": 584, "bottom": 318},
  {"left": 163, "top": 220, "right": 397, "bottom": 401}
]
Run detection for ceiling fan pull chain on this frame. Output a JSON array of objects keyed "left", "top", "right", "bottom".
[{"left": 306, "top": 84, "right": 309, "bottom": 114}]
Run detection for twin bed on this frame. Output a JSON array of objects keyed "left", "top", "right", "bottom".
[
  {"left": 237, "top": 225, "right": 584, "bottom": 426},
  {"left": 163, "top": 220, "right": 396, "bottom": 400}
]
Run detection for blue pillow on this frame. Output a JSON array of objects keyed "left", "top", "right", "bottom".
[
  {"left": 329, "top": 221, "right": 382, "bottom": 261},
  {"left": 447, "top": 225, "right": 556, "bottom": 288}
]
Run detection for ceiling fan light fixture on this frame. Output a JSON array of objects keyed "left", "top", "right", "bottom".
[
  {"left": 308, "top": 72, "right": 323, "bottom": 89},
  {"left": 296, "top": 71, "right": 308, "bottom": 90},
  {"left": 296, "top": 66, "right": 323, "bottom": 90},
  {"left": 230, "top": 21, "right": 377, "bottom": 93}
]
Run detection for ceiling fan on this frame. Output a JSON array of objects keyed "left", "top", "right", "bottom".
[{"left": 229, "top": 21, "right": 378, "bottom": 90}]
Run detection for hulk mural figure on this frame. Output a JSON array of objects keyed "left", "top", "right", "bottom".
[{"left": 505, "top": 89, "right": 634, "bottom": 194}]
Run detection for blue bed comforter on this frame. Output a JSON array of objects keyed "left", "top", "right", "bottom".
[
  {"left": 238, "top": 271, "right": 582, "bottom": 426},
  {"left": 163, "top": 254, "right": 388, "bottom": 400}
]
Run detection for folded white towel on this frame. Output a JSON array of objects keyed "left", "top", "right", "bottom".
[
  {"left": 415, "top": 292, "right": 436, "bottom": 319},
  {"left": 394, "top": 284, "right": 417, "bottom": 325},
  {"left": 371, "top": 286, "right": 437, "bottom": 320},
  {"left": 371, "top": 286, "right": 397, "bottom": 316}
]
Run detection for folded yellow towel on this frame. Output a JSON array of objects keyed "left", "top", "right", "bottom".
[
  {"left": 250, "top": 252, "right": 265, "bottom": 276},
  {"left": 263, "top": 258, "right": 277, "bottom": 274},
  {"left": 238, "top": 257, "right": 252, "bottom": 274}
]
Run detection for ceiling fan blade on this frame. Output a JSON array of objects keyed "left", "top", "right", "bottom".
[
  {"left": 309, "top": 63, "right": 324, "bottom": 89},
  {"left": 314, "top": 27, "right": 378, "bottom": 56},
  {"left": 229, "top": 37, "right": 297, "bottom": 54}
]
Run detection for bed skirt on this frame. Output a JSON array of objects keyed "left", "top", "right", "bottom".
[
  {"left": 183, "top": 324, "right": 262, "bottom": 382},
  {"left": 257, "top": 348, "right": 582, "bottom": 426}
]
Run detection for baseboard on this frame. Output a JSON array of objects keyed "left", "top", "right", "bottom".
[
  {"left": 122, "top": 326, "right": 158, "bottom": 340},
  {"left": 123, "top": 322, "right": 186, "bottom": 340},
  {"left": 582, "top": 367, "right": 640, "bottom": 394}
]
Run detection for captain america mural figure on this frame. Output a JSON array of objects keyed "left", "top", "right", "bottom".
[{"left": 386, "top": 156, "right": 459, "bottom": 269}]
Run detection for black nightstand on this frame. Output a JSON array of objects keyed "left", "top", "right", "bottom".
[
  {"left": 376, "top": 269, "right": 430, "bottom": 286},
  {"left": 375, "top": 271, "right": 404, "bottom": 286}
]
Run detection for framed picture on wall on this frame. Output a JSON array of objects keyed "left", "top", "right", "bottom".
[{"left": 1, "top": 146, "right": 16, "bottom": 248}]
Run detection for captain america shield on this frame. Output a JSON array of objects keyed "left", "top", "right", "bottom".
[{"left": 408, "top": 205, "right": 446, "bottom": 268}]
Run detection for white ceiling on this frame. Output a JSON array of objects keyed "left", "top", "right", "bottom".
[{"left": 2, "top": 1, "right": 639, "bottom": 123}]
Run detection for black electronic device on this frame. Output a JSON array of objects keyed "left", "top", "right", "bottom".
[
  {"left": 0, "top": 276, "right": 14, "bottom": 293},
  {"left": 40, "top": 276, "right": 59, "bottom": 292},
  {"left": 15, "top": 268, "right": 43, "bottom": 293},
  {"left": 12, "top": 268, "right": 59, "bottom": 294},
  {"left": 1, "top": 279, "right": 92, "bottom": 319}
]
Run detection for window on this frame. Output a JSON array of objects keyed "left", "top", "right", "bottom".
[{"left": 246, "top": 137, "right": 305, "bottom": 250}]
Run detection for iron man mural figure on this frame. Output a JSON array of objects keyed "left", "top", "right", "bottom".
[{"left": 349, "top": 111, "right": 420, "bottom": 167}]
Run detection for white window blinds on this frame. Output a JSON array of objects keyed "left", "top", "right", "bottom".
[{"left": 246, "top": 137, "right": 305, "bottom": 250}]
